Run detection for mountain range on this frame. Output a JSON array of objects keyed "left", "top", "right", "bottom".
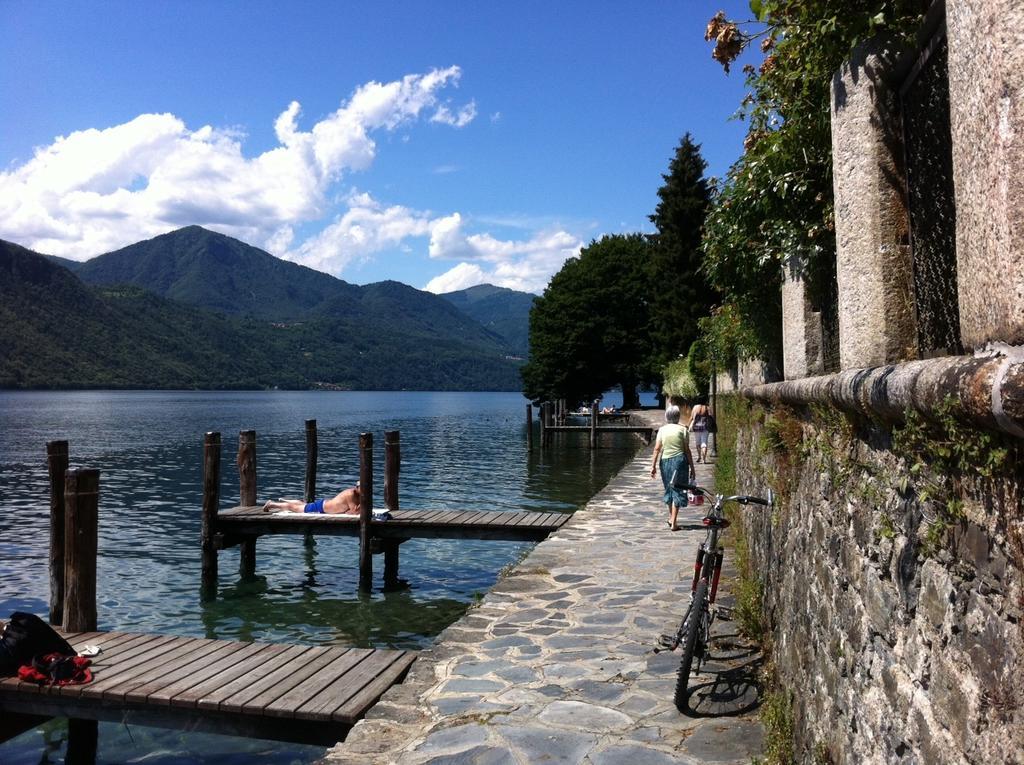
[{"left": 1, "top": 227, "right": 535, "bottom": 391}]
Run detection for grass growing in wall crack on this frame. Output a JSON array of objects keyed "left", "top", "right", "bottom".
[
  {"left": 892, "top": 395, "right": 1012, "bottom": 552},
  {"left": 754, "top": 685, "right": 795, "bottom": 765},
  {"left": 731, "top": 529, "right": 767, "bottom": 641},
  {"left": 716, "top": 394, "right": 769, "bottom": 639}
]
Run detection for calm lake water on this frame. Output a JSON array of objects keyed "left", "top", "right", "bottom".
[{"left": 0, "top": 390, "right": 648, "bottom": 764}]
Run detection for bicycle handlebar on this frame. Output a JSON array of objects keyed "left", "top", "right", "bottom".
[
  {"left": 679, "top": 483, "right": 771, "bottom": 507},
  {"left": 725, "top": 495, "right": 770, "bottom": 506}
]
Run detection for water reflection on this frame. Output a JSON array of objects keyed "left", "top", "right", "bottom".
[{"left": 0, "top": 391, "right": 643, "bottom": 762}]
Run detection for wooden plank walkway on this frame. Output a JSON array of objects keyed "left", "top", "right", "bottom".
[
  {"left": 216, "top": 508, "right": 572, "bottom": 544},
  {"left": 0, "top": 630, "right": 415, "bottom": 746}
]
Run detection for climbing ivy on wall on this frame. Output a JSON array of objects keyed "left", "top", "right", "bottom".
[{"left": 698, "top": 1, "right": 926, "bottom": 363}]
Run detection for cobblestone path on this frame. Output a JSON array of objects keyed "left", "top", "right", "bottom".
[{"left": 325, "top": 415, "right": 765, "bottom": 764}]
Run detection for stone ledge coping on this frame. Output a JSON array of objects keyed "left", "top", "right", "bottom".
[{"left": 740, "top": 347, "right": 1024, "bottom": 439}]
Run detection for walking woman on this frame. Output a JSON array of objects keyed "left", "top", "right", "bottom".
[
  {"left": 688, "top": 398, "right": 713, "bottom": 464},
  {"left": 650, "top": 405, "right": 696, "bottom": 531}
]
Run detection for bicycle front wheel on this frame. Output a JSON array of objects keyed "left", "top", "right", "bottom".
[{"left": 674, "top": 579, "right": 708, "bottom": 711}]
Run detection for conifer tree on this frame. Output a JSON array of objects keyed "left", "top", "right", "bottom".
[{"left": 647, "top": 134, "right": 714, "bottom": 368}]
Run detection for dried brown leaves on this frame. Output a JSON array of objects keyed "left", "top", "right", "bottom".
[{"left": 705, "top": 10, "right": 745, "bottom": 73}]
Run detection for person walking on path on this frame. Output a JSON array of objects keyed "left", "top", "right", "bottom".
[
  {"left": 650, "top": 405, "right": 696, "bottom": 531},
  {"left": 688, "top": 398, "right": 713, "bottom": 464}
]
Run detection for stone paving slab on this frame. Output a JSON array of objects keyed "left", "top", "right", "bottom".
[{"left": 323, "top": 412, "right": 765, "bottom": 764}]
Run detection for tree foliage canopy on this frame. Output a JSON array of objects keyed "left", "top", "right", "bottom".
[
  {"left": 523, "top": 137, "right": 715, "bottom": 405},
  {"left": 521, "top": 234, "right": 656, "bottom": 408},
  {"left": 699, "top": 1, "right": 925, "bottom": 364}
]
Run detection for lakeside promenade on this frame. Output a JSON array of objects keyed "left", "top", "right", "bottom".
[{"left": 325, "top": 411, "right": 765, "bottom": 764}]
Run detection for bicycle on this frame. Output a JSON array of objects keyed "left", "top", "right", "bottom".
[{"left": 658, "top": 482, "right": 771, "bottom": 712}]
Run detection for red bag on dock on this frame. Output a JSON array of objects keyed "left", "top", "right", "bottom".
[{"left": 18, "top": 652, "right": 93, "bottom": 686}]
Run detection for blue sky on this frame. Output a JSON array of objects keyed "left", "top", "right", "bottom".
[{"left": 1, "top": 1, "right": 761, "bottom": 294}]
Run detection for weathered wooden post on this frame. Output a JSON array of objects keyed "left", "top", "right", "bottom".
[
  {"left": 590, "top": 399, "right": 598, "bottom": 449},
  {"left": 304, "top": 419, "right": 318, "bottom": 548},
  {"left": 46, "top": 440, "right": 69, "bottom": 626},
  {"left": 201, "top": 432, "right": 221, "bottom": 592},
  {"left": 526, "top": 404, "right": 534, "bottom": 452},
  {"left": 63, "top": 468, "right": 99, "bottom": 632},
  {"left": 66, "top": 718, "right": 98, "bottom": 765},
  {"left": 304, "top": 419, "right": 318, "bottom": 503},
  {"left": 358, "top": 432, "right": 374, "bottom": 592},
  {"left": 383, "top": 430, "right": 401, "bottom": 588},
  {"left": 237, "top": 430, "right": 257, "bottom": 577},
  {"left": 539, "top": 402, "right": 548, "bottom": 448}
]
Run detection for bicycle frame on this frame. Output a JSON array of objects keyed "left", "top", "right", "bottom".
[
  {"left": 662, "top": 484, "right": 771, "bottom": 711},
  {"left": 665, "top": 489, "right": 729, "bottom": 661}
]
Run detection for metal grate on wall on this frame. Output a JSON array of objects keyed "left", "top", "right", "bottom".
[{"left": 900, "top": 21, "right": 963, "bottom": 357}]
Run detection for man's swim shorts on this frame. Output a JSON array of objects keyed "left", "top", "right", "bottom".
[{"left": 304, "top": 499, "right": 326, "bottom": 513}]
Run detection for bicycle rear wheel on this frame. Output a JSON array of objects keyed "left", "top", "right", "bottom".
[{"left": 674, "top": 579, "right": 708, "bottom": 711}]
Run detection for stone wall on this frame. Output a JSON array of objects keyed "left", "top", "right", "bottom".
[
  {"left": 830, "top": 37, "right": 917, "bottom": 369},
  {"left": 725, "top": 395, "right": 1023, "bottom": 763},
  {"left": 947, "top": 0, "right": 1024, "bottom": 349}
]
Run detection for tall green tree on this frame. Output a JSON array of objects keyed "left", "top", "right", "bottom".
[
  {"left": 647, "top": 134, "right": 714, "bottom": 369},
  {"left": 521, "top": 234, "right": 655, "bottom": 409}
]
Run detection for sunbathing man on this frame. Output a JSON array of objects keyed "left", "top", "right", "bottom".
[{"left": 262, "top": 483, "right": 361, "bottom": 514}]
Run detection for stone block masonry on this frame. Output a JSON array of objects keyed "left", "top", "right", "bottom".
[
  {"left": 947, "top": 0, "right": 1024, "bottom": 349},
  {"left": 830, "top": 37, "right": 917, "bottom": 369},
  {"left": 725, "top": 389, "right": 1023, "bottom": 763}
]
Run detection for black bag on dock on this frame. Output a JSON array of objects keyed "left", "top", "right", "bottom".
[{"left": 0, "top": 612, "right": 74, "bottom": 676}]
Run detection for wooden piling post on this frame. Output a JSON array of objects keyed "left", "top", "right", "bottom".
[
  {"left": 46, "top": 440, "right": 69, "bottom": 626},
  {"left": 63, "top": 468, "right": 99, "bottom": 632},
  {"left": 358, "top": 432, "right": 374, "bottom": 592},
  {"left": 384, "top": 430, "right": 400, "bottom": 512},
  {"left": 66, "top": 718, "right": 98, "bottom": 765},
  {"left": 526, "top": 404, "right": 534, "bottom": 452},
  {"left": 304, "top": 419, "right": 318, "bottom": 503},
  {"left": 539, "top": 403, "right": 547, "bottom": 448},
  {"left": 590, "top": 399, "right": 598, "bottom": 449},
  {"left": 383, "top": 430, "right": 401, "bottom": 588},
  {"left": 304, "top": 419, "right": 318, "bottom": 548},
  {"left": 237, "top": 430, "right": 258, "bottom": 577},
  {"left": 201, "top": 432, "right": 222, "bottom": 591}
]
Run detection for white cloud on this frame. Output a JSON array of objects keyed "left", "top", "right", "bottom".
[
  {"left": 424, "top": 212, "right": 582, "bottom": 293},
  {"left": 1, "top": 64, "right": 583, "bottom": 294},
  {"left": 423, "top": 262, "right": 489, "bottom": 293},
  {"left": 290, "top": 192, "right": 434, "bottom": 273},
  {"left": 287, "top": 194, "right": 581, "bottom": 293},
  {"left": 0, "top": 67, "right": 473, "bottom": 259},
  {"left": 431, "top": 100, "right": 477, "bottom": 128}
]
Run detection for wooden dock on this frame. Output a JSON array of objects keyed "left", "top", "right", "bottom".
[
  {"left": 216, "top": 507, "right": 572, "bottom": 543},
  {"left": 201, "top": 426, "right": 576, "bottom": 592},
  {"left": 0, "top": 629, "right": 415, "bottom": 746},
  {"left": 530, "top": 401, "right": 654, "bottom": 449}
]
